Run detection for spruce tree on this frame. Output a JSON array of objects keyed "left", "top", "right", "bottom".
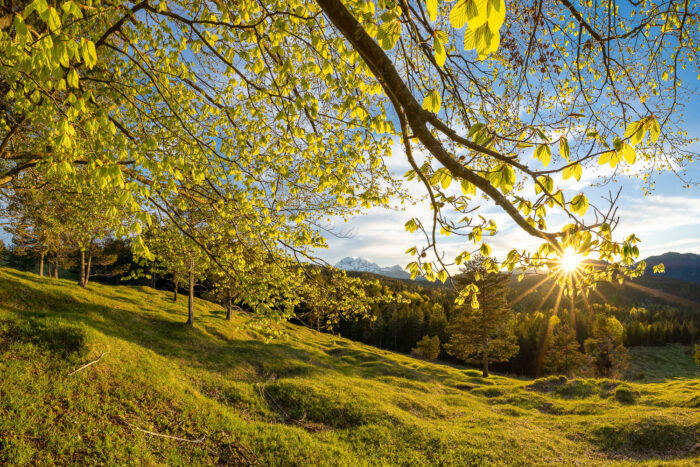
[
  {"left": 444, "top": 258, "right": 518, "bottom": 377},
  {"left": 411, "top": 335, "right": 441, "bottom": 361},
  {"left": 544, "top": 321, "right": 587, "bottom": 377}
]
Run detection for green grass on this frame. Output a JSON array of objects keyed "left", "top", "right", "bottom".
[
  {"left": 0, "top": 267, "right": 698, "bottom": 465},
  {"left": 626, "top": 344, "right": 700, "bottom": 382}
]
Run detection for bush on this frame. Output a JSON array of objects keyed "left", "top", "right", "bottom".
[
  {"left": 614, "top": 385, "right": 639, "bottom": 404},
  {"left": 526, "top": 375, "right": 568, "bottom": 393}
]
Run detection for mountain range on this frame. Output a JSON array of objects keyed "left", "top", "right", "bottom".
[
  {"left": 334, "top": 257, "right": 412, "bottom": 280},
  {"left": 643, "top": 252, "right": 700, "bottom": 283}
]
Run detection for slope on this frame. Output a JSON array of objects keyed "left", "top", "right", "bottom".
[{"left": 0, "top": 268, "right": 698, "bottom": 465}]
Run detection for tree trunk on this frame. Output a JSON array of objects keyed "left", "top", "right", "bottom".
[
  {"left": 186, "top": 258, "right": 194, "bottom": 326},
  {"left": 173, "top": 274, "right": 179, "bottom": 302},
  {"left": 79, "top": 249, "right": 86, "bottom": 287},
  {"left": 226, "top": 287, "right": 232, "bottom": 321},
  {"left": 85, "top": 239, "right": 93, "bottom": 286},
  {"left": 39, "top": 249, "right": 45, "bottom": 277},
  {"left": 482, "top": 337, "right": 489, "bottom": 377},
  {"left": 316, "top": 310, "right": 321, "bottom": 332},
  {"left": 53, "top": 261, "right": 59, "bottom": 279}
]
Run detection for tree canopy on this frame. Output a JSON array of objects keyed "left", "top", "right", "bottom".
[{"left": 2, "top": 0, "right": 698, "bottom": 317}]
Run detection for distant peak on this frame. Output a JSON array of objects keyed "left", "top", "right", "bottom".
[{"left": 334, "top": 256, "right": 413, "bottom": 280}]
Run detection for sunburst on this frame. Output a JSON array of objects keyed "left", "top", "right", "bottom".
[{"left": 558, "top": 247, "right": 584, "bottom": 273}]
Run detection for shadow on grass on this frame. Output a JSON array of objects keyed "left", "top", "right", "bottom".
[{"left": 1, "top": 268, "right": 482, "bottom": 389}]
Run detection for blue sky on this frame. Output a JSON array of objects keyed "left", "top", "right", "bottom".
[
  {"left": 319, "top": 1, "right": 700, "bottom": 269},
  {"left": 320, "top": 121, "right": 700, "bottom": 269}
]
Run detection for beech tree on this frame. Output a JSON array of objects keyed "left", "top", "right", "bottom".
[
  {"left": 145, "top": 219, "right": 209, "bottom": 326},
  {"left": 444, "top": 257, "right": 518, "bottom": 376},
  {"left": 2, "top": 172, "right": 69, "bottom": 277},
  {"left": 2, "top": 0, "right": 698, "bottom": 318}
]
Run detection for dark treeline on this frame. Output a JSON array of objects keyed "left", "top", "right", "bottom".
[{"left": 329, "top": 271, "right": 699, "bottom": 377}]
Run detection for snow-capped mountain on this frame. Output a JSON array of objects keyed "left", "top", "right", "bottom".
[{"left": 334, "top": 257, "right": 412, "bottom": 280}]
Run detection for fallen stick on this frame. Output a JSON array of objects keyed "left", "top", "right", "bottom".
[
  {"left": 129, "top": 423, "right": 206, "bottom": 444},
  {"left": 67, "top": 352, "right": 108, "bottom": 376}
]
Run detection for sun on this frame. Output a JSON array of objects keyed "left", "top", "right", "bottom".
[{"left": 559, "top": 248, "right": 583, "bottom": 272}]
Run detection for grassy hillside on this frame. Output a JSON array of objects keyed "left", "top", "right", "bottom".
[{"left": 0, "top": 268, "right": 699, "bottom": 465}]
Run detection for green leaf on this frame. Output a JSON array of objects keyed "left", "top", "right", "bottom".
[
  {"left": 450, "top": 0, "right": 468, "bottom": 28},
  {"left": 377, "top": 17, "right": 402, "bottom": 50},
  {"left": 647, "top": 117, "right": 661, "bottom": 143},
  {"left": 405, "top": 218, "right": 418, "bottom": 233},
  {"left": 67, "top": 68, "right": 79, "bottom": 88},
  {"left": 535, "top": 175, "right": 553, "bottom": 194},
  {"left": 24, "top": 0, "right": 47, "bottom": 18},
  {"left": 47, "top": 6, "right": 61, "bottom": 32},
  {"left": 427, "top": 0, "right": 438, "bottom": 22},
  {"left": 489, "top": 164, "right": 515, "bottom": 193},
  {"left": 624, "top": 120, "right": 646, "bottom": 145},
  {"left": 562, "top": 163, "right": 582, "bottom": 181},
  {"left": 461, "top": 179, "right": 476, "bottom": 196},
  {"left": 468, "top": 122, "right": 485, "bottom": 138},
  {"left": 433, "top": 35, "right": 446, "bottom": 67},
  {"left": 82, "top": 40, "right": 97, "bottom": 69},
  {"left": 559, "top": 138, "right": 570, "bottom": 161},
  {"left": 534, "top": 144, "right": 551, "bottom": 167},
  {"left": 621, "top": 143, "right": 636, "bottom": 164},
  {"left": 422, "top": 89, "right": 441, "bottom": 113},
  {"left": 480, "top": 243, "right": 491, "bottom": 256},
  {"left": 570, "top": 193, "right": 589, "bottom": 216}
]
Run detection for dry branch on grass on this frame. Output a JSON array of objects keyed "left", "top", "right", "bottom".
[
  {"left": 67, "top": 352, "right": 108, "bottom": 376},
  {"left": 128, "top": 423, "right": 206, "bottom": 444}
]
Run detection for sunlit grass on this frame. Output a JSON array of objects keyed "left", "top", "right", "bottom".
[{"left": 0, "top": 267, "right": 698, "bottom": 465}]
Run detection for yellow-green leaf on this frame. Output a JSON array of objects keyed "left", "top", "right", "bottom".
[
  {"left": 559, "top": 138, "right": 570, "bottom": 161},
  {"left": 534, "top": 144, "right": 551, "bottom": 167},
  {"left": 422, "top": 89, "right": 441, "bottom": 113},
  {"left": 427, "top": 0, "right": 438, "bottom": 22},
  {"left": 570, "top": 193, "right": 589, "bottom": 216}
]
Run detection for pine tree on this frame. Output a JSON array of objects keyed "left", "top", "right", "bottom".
[
  {"left": 444, "top": 258, "right": 518, "bottom": 377},
  {"left": 544, "top": 321, "right": 587, "bottom": 377},
  {"left": 411, "top": 335, "right": 441, "bottom": 361}
]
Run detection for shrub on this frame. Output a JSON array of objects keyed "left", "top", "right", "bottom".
[
  {"left": 614, "top": 385, "right": 639, "bottom": 404},
  {"left": 526, "top": 375, "right": 568, "bottom": 393}
]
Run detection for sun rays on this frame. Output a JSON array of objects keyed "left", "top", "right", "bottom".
[{"left": 558, "top": 248, "right": 584, "bottom": 273}]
